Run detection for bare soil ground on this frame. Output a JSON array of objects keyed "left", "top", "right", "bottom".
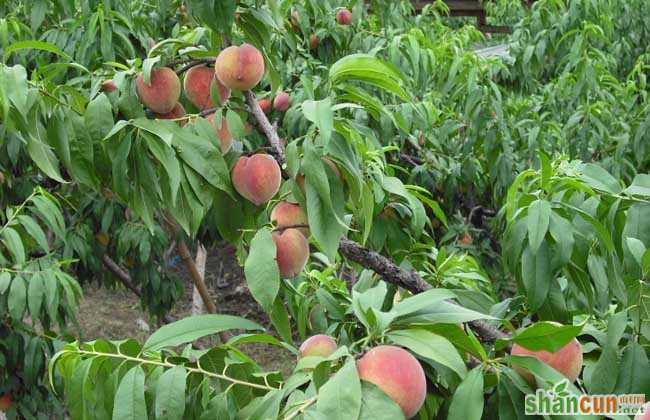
[{"left": 76, "top": 243, "right": 295, "bottom": 375}]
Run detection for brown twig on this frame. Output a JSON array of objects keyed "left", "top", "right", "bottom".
[
  {"left": 243, "top": 84, "right": 510, "bottom": 345},
  {"left": 272, "top": 223, "right": 310, "bottom": 233},
  {"left": 173, "top": 57, "right": 216, "bottom": 75},
  {"left": 101, "top": 254, "right": 175, "bottom": 324},
  {"left": 244, "top": 90, "right": 286, "bottom": 165}
]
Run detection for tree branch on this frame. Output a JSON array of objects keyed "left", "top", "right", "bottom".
[
  {"left": 101, "top": 254, "right": 175, "bottom": 324},
  {"left": 242, "top": 88, "right": 510, "bottom": 344},
  {"left": 244, "top": 90, "right": 285, "bottom": 165}
]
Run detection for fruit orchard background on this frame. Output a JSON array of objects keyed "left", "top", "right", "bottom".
[{"left": 0, "top": 0, "right": 650, "bottom": 419}]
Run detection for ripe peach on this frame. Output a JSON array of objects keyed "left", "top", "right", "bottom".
[
  {"left": 309, "top": 34, "right": 319, "bottom": 51},
  {"left": 336, "top": 8, "right": 352, "bottom": 25},
  {"left": 184, "top": 65, "right": 230, "bottom": 109},
  {"left": 259, "top": 98, "right": 272, "bottom": 114},
  {"left": 206, "top": 114, "right": 233, "bottom": 154},
  {"left": 215, "top": 44, "right": 265, "bottom": 91},
  {"left": 0, "top": 394, "right": 11, "bottom": 411},
  {"left": 357, "top": 346, "right": 426, "bottom": 418},
  {"left": 272, "top": 228, "right": 310, "bottom": 278},
  {"left": 102, "top": 79, "right": 117, "bottom": 92},
  {"left": 154, "top": 103, "right": 186, "bottom": 122},
  {"left": 231, "top": 154, "right": 281, "bottom": 205},
  {"left": 299, "top": 334, "right": 337, "bottom": 358},
  {"left": 136, "top": 67, "right": 181, "bottom": 114},
  {"left": 271, "top": 201, "right": 309, "bottom": 237},
  {"left": 511, "top": 337, "right": 583, "bottom": 383},
  {"left": 273, "top": 91, "right": 291, "bottom": 112}
]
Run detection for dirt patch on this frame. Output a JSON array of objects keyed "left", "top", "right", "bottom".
[{"left": 76, "top": 243, "right": 294, "bottom": 375}]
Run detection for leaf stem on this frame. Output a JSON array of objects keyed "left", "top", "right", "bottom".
[{"left": 72, "top": 349, "right": 278, "bottom": 391}]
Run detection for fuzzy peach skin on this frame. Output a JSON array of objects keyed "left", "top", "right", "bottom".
[
  {"left": 273, "top": 91, "right": 291, "bottom": 111},
  {"left": 214, "top": 44, "right": 265, "bottom": 91},
  {"left": 357, "top": 345, "right": 427, "bottom": 419},
  {"left": 272, "top": 228, "right": 309, "bottom": 278},
  {"left": 299, "top": 334, "right": 337, "bottom": 358},
  {"left": 206, "top": 114, "right": 233, "bottom": 154},
  {"left": 155, "top": 102, "right": 186, "bottom": 122},
  {"left": 336, "top": 8, "right": 352, "bottom": 25},
  {"left": 184, "top": 65, "right": 230, "bottom": 110},
  {"left": 136, "top": 67, "right": 181, "bottom": 113},
  {"left": 271, "top": 201, "right": 309, "bottom": 237},
  {"left": 231, "top": 154, "right": 281, "bottom": 205},
  {"left": 511, "top": 338, "right": 583, "bottom": 383}
]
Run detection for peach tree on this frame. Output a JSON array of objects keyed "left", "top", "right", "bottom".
[{"left": 1, "top": 0, "right": 650, "bottom": 419}]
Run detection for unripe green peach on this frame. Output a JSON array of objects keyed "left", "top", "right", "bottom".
[
  {"left": 336, "top": 8, "right": 352, "bottom": 25},
  {"left": 299, "top": 334, "right": 337, "bottom": 358},
  {"left": 271, "top": 201, "right": 309, "bottom": 237},
  {"left": 272, "top": 228, "right": 309, "bottom": 278},
  {"left": 206, "top": 114, "right": 233, "bottom": 154},
  {"left": 184, "top": 65, "right": 230, "bottom": 110},
  {"left": 511, "top": 334, "right": 583, "bottom": 383},
  {"left": 273, "top": 91, "right": 291, "bottom": 112},
  {"left": 357, "top": 345, "right": 426, "bottom": 418},
  {"left": 215, "top": 44, "right": 265, "bottom": 91},
  {"left": 231, "top": 154, "right": 281, "bottom": 205},
  {"left": 136, "top": 67, "right": 181, "bottom": 113}
]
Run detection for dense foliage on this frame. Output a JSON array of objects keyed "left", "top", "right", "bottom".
[{"left": 0, "top": 0, "right": 649, "bottom": 419}]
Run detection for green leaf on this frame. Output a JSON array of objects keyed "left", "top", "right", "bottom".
[
  {"left": 579, "top": 163, "right": 622, "bottom": 194},
  {"left": 391, "top": 288, "right": 456, "bottom": 318},
  {"left": 113, "top": 366, "right": 147, "bottom": 420},
  {"left": 526, "top": 200, "right": 551, "bottom": 253},
  {"left": 382, "top": 177, "right": 426, "bottom": 236},
  {"left": 8, "top": 275, "right": 26, "bottom": 320},
  {"left": 447, "top": 368, "right": 484, "bottom": 420},
  {"left": 85, "top": 93, "right": 114, "bottom": 141},
  {"left": 155, "top": 366, "right": 187, "bottom": 420},
  {"left": 28, "top": 272, "right": 44, "bottom": 319},
  {"left": 303, "top": 141, "right": 347, "bottom": 259},
  {"left": 315, "top": 358, "right": 362, "bottom": 420},
  {"left": 358, "top": 382, "right": 404, "bottom": 420},
  {"left": 302, "top": 99, "right": 333, "bottom": 146},
  {"left": 0, "top": 272, "right": 11, "bottom": 293},
  {"left": 3, "top": 40, "right": 71, "bottom": 61},
  {"left": 521, "top": 243, "right": 551, "bottom": 311},
  {"left": 330, "top": 54, "right": 409, "bottom": 101},
  {"left": 624, "top": 174, "right": 650, "bottom": 197},
  {"left": 17, "top": 215, "right": 49, "bottom": 253},
  {"left": 244, "top": 228, "right": 280, "bottom": 311},
  {"left": 388, "top": 329, "right": 467, "bottom": 378},
  {"left": 626, "top": 237, "right": 646, "bottom": 267},
  {"left": 186, "top": 0, "right": 237, "bottom": 35},
  {"left": 2, "top": 227, "right": 25, "bottom": 265},
  {"left": 512, "top": 322, "right": 582, "bottom": 352},
  {"left": 143, "top": 314, "right": 263, "bottom": 351},
  {"left": 614, "top": 342, "right": 650, "bottom": 395},
  {"left": 27, "top": 134, "right": 65, "bottom": 182}
]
